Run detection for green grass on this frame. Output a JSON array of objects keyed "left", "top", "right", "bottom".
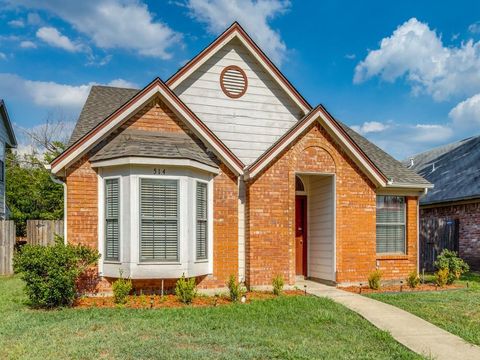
[
  {"left": 368, "top": 273, "right": 480, "bottom": 346},
  {"left": 0, "top": 276, "right": 421, "bottom": 360}
]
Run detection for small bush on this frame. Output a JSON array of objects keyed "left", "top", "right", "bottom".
[
  {"left": 112, "top": 272, "right": 132, "bottom": 305},
  {"left": 406, "top": 271, "right": 420, "bottom": 289},
  {"left": 368, "top": 269, "right": 382, "bottom": 290},
  {"left": 272, "top": 275, "right": 284, "bottom": 296},
  {"left": 227, "top": 274, "right": 245, "bottom": 302},
  {"left": 434, "top": 249, "right": 469, "bottom": 284},
  {"left": 13, "top": 236, "right": 99, "bottom": 308},
  {"left": 435, "top": 268, "right": 449, "bottom": 287},
  {"left": 175, "top": 274, "right": 197, "bottom": 304}
]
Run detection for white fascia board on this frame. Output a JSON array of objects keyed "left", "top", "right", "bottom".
[
  {"left": 168, "top": 31, "right": 309, "bottom": 115},
  {"left": 51, "top": 84, "right": 242, "bottom": 176},
  {"left": 385, "top": 182, "right": 434, "bottom": 190},
  {"left": 246, "top": 111, "right": 387, "bottom": 187},
  {"left": 91, "top": 157, "right": 220, "bottom": 174}
]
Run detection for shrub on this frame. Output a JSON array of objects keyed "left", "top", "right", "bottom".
[
  {"left": 227, "top": 274, "right": 245, "bottom": 302},
  {"left": 368, "top": 269, "right": 382, "bottom": 290},
  {"left": 406, "top": 271, "right": 420, "bottom": 289},
  {"left": 175, "top": 274, "right": 197, "bottom": 304},
  {"left": 13, "top": 236, "right": 99, "bottom": 308},
  {"left": 434, "top": 249, "right": 469, "bottom": 284},
  {"left": 112, "top": 272, "right": 132, "bottom": 305},
  {"left": 435, "top": 268, "right": 449, "bottom": 287},
  {"left": 272, "top": 275, "right": 284, "bottom": 296}
]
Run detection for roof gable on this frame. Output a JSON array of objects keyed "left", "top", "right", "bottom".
[
  {"left": 246, "top": 106, "right": 432, "bottom": 189},
  {"left": 172, "top": 36, "right": 305, "bottom": 164},
  {"left": 167, "top": 22, "right": 311, "bottom": 114},
  {"left": 51, "top": 78, "right": 244, "bottom": 175}
]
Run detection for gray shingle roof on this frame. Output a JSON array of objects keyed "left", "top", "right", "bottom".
[
  {"left": 406, "top": 135, "right": 480, "bottom": 205},
  {"left": 68, "top": 85, "right": 139, "bottom": 146},
  {"left": 338, "top": 121, "right": 431, "bottom": 186},
  {"left": 91, "top": 129, "right": 218, "bottom": 168}
]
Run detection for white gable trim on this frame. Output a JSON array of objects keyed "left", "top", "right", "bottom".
[
  {"left": 245, "top": 107, "right": 388, "bottom": 187},
  {"left": 167, "top": 24, "right": 311, "bottom": 115},
  {"left": 51, "top": 80, "right": 244, "bottom": 175},
  {"left": 91, "top": 157, "right": 220, "bottom": 174}
]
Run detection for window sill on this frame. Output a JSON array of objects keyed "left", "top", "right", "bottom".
[
  {"left": 138, "top": 261, "right": 181, "bottom": 265},
  {"left": 376, "top": 254, "right": 409, "bottom": 260},
  {"left": 103, "top": 260, "right": 122, "bottom": 264},
  {"left": 194, "top": 259, "right": 209, "bottom": 264}
]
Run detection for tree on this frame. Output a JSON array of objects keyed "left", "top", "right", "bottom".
[{"left": 6, "top": 114, "right": 70, "bottom": 236}]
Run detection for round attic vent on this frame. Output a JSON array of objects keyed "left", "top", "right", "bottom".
[{"left": 220, "top": 65, "right": 248, "bottom": 98}]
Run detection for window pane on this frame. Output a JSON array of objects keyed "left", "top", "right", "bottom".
[
  {"left": 140, "top": 179, "right": 179, "bottom": 261},
  {"left": 196, "top": 182, "right": 208, "bottom": 260},
  {"left": 105, "top": 179, "right": 120, "bottom": 261},
  {"left": 376, "top": 196, "right": 406, "bottom": 254}
]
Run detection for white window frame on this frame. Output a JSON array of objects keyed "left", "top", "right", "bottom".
[
  {"left": 100, "top": 175, "right": 122, "bottom": 264},
  {"left": 138, "top": 177, "right": 181, "bottom": 263},
  {"left": 195, "top": 179, "right": 209, "bottom": 262},
  {"left": 376, "top": 195, "right": 407, "bottom": 254}
]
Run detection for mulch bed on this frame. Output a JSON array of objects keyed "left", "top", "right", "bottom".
[
  {"left": 341, "top": 283, "right": 464, "bottom": 295},
  {"left": 74, "top": 290, "right": 304, "bottom": 309}
]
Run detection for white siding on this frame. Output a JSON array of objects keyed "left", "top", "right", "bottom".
[
  {"left": 308, "top": 176, "right": 335, "bottom": 281},
  {"left": 173, "top": 38, "right": 304, "bottom": 165}
]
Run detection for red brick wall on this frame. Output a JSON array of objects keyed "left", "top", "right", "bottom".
[
  {"left": 66, "top": 97, "right": 238, "bottom": 291},
  {"left": 421, "top": 201, "right": 480, "bottom": 270},
  {"left": 246, "top": 123, "right": 419, "bottom": 286}
]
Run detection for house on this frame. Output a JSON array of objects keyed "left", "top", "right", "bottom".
[
  {"left": 49, "top": 23, "right": 431, "bottom": 291},
  {"left": 408, "top": 135, "right": 480, "bottom": 270},
  {"left": 0, "top": 100, "right": 18, "bottom": 219}
]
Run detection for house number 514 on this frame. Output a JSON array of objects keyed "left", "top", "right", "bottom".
[{"left": 153, "top": 168, "right": 166, "bottom": 175}]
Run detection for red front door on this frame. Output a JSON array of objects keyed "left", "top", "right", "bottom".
[{"left": 295, "top": 196, "right": 307, "bottom": 276}]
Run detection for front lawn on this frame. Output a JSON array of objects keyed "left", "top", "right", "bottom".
[
  {"left": 368, "top": 273, "right": 480, "bottom": 346},
  {"left": 0, "top": 276, "right": 421, "bottom": 359}
]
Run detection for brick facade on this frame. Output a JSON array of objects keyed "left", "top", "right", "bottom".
[
  {"left": 66, "top": 98, "right": 419, "bottom": 291},
  {"left": 421, "top": 201, "right": 480, "bottom": 270},
  {"left": 246, "top": 123, "right": 418, "bottom": 286},
  {"left": 66, "top": 97, "right": 238, "bottom": 292}
]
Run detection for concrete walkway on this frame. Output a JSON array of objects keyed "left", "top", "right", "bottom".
[{"left": 296, "top": 279, "right": 480, "bottom": 360}]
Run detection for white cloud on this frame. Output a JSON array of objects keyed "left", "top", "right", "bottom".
[
  {"left": 10, "top": 1, "right": 182, "bottom": 59},
  {"left": 468, "top": 21, "right": 480, "bottom": 34},
  {"left": 354, "top": 18, "right": 480, "bottom": 101},
  {"left": 19, "top": 40, "right": 37, "bottom": 49},
  {"left": 186, "top": 0, "right": 290, "bottom": 65},
  {"left": 344, "top": 53, "right": 356, "bottom": 60},
  {"left": 8, "top": 19, "right": 25, "bottom": 28},
  {"left": 36, "top": 26, "right": 83, "bottom": 52},
  {"left": 27, "top": 13, "right": 42, "bottom": 25},
  {"left": 0, "top": 73, "right": 137, "bottom": 110},
  {"left": 0, "top": 53, "right": 7, "bottom": 60},
  {"left": 107, "top": 78, "right": 137, "bottom": 88},
  {"left": 448, "top": 93, "right": 480, "bottom": 128},
  {"left": 351, "top": 121, "right": 390, "bottom": 134},
  {"left": 350, "top": 119, "right": 454, "bottom": 159}
]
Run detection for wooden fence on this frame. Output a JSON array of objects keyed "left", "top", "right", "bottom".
[
  {"left": 420, "top": 217, "right": 459, "bottom": 272},
  {"left": 0, "top": 221, "right": 16, "bottom": 275},
  {"left": 26, "top": 220, "right": 64, "bottom": 246}
]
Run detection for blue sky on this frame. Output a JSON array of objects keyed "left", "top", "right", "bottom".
[{"left": 1, "top": 0, "right": 480, "bottom": 159}]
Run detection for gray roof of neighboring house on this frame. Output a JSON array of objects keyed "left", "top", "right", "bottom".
[
  {"left": 90, "top": 129, "right": 218, "bottom": 168},
  {"left": 338, "top": 121, "right": 431, "bottom": 186},
  {"left": 0, "top": 99, "right": 18, "bottom": 147},
  {"left": 68, "top": 85, "right": 139, "bottom": 147},
  {"left": 67, "top": 85, "right": 430, "bottom": 187},
  {"left": 405, "top": 135, "right": 480, "bottom": 205}
]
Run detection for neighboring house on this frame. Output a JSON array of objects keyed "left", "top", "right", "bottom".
[
  {"left": 0, "top": 100, "right": 18, "bottom": 219},
  {"left": 50, "top": 23, "right": 431, "bottom": 291},
  {"left": 408, "top": 135, "right": 480, "bottom": 270}
]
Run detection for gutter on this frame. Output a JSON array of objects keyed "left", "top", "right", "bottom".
[{"left": 46, "top": 164, "right": 67, "bottom": 244}]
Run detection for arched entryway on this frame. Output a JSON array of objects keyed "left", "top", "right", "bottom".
[{"left": 295, "top": 174, "right": 336, "bottom": 283}]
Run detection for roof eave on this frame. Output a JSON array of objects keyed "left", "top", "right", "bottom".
[{"left": 0, "top": 100, "right": 18, "bottom": 147}]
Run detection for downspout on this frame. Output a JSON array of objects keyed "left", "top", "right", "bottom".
[
  {"left": 238, "top": 176, "right": 246, "bottom": 282},
  {"left": 46, "top": 165, "right": 67, "bottom": 245},
  {"left": 417, "top": 187, "right": 429, "bottom": 274}
]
